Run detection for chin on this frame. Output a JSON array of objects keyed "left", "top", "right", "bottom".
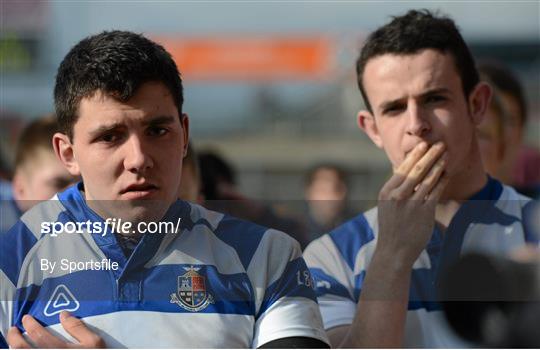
[{"left": 109, "top": 200, "right": 173, "bottom": 223}]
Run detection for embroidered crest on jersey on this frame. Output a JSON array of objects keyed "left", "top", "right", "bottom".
[{"left": 170, "top": 266, "right": 214, "bottom": 312}]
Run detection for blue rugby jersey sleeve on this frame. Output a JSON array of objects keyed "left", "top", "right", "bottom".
[
  {"left": 0, "top": 220, "right": 37, "bottom": 340},
  {"left": 303, "top": 235, "right": 357, "bottom": 330},
  {"left": 248, "top": 229, "right": 329, "bottom": 348}
]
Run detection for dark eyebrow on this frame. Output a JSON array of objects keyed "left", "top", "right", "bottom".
[
  {"left": 142, "top": 115, "right": 176, "bottom": 126},
  {"left": 88, "top": 115, "right": 176, "bottom": 139},
  {"left": 379, "top": 98, "right": 405, "bottom": 113},
  {"left": 420, "top": 87, "right": 451, "bottom": 98},
  {"left": 88, "top": 122, "right": 125, "bottom": 140},
  {"left": 378, "top": 87, "right": 452, "bottom": 113}
]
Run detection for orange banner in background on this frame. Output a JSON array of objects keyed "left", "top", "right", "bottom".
[{"left": 154, "top": 37, "right": 333, "bottom": 81}]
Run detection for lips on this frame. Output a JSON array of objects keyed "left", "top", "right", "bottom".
[{"left": 120, "top": 183, "right": 159, "bottom": 199}]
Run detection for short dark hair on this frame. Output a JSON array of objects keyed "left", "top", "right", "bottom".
[
  {"left": 356, "top": 9, "right": 479, "bottom": 112},
  {"left": 54, "top": 30, "right": 183, "bottom": 139},
  {"left": 477, "top": 61, "right": 527, "bottom": 125}
]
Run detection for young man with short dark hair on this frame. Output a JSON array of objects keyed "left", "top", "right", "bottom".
[
  {"left": 304, "top": 10, "right": 538, "bottom": 348},
  {"left": 0, "top": 31, "right": 328, "bottom": 348}
]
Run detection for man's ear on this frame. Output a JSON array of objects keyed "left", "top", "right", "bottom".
[
  {"left": 52, "top": 132, "right": 80, "bottom": 176},
  {"left": 181, "top": 113, "right": 190, "bottom": 157},
  {"left": 468, "top": 82, "right": 492, "bottom": 126},
  {"left": 357, "top": 110, "right": 383, "bottom": 148}
]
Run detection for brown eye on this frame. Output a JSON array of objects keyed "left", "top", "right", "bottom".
[
  {"left": 101, "top": 133, "right": 118, "bottom": 142},
  {"left": 147, "top": 126, "right": 168, "bottom": 136},
  {"left": 384, "top": 105, "right": 405, "bottom": 115},
  {"left": 97, "top": 131, "right": 123, "bottom": 144}
]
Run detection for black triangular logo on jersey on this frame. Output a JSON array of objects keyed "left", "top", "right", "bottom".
[{"left": 44, "top": 284, "right": 80, "bottom": 317}]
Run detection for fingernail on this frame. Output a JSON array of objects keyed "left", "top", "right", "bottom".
[{"left": 60, "top": 311, "right": 70, "bottom": 321}]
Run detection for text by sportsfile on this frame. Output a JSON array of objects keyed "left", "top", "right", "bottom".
[{"left": 40, "top": 217, "right": 183, "bottom": 237}]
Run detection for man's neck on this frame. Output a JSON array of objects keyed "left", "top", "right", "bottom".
[{"left": 435, "top": 151, "right": 488, "bottom": 229}]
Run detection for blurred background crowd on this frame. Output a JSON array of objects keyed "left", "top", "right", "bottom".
[{"left": 1, "top": 1, "right": 539, "bottom": 248}]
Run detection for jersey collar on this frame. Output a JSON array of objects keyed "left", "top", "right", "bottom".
[{"left": 57, "top": 182, "right": 190, "bottom": 277}]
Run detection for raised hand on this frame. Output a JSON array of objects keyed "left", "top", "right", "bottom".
[{"left": 377, "top": 141, "right": 449, "bottom": 266}]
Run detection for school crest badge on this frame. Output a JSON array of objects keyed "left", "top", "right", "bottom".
[{"left": 170, "top": 266, "right": 214, "bottom": 312}]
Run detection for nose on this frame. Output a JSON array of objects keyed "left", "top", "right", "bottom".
[
  {"left": 405, "top": 102, "right": 431, "bottom": 137},
  {"left": 123, "top": 135, "right": 153, "bottom": 174}
]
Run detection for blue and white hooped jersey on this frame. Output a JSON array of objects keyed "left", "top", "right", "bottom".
[
  {"left": 304, "top": 177, "right": 538, "bottom": 348},
  {"left": 0, "top": 183, "right": 328, "bottom": 348}
]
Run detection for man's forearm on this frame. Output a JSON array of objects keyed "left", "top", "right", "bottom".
[{"left": 339, "top": 248, "right": 413, "bottom": 348}]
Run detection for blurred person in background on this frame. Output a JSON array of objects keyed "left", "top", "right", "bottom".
[
  {"left": 1, "top": 115, "right": 77, "bottom": 235},
  {"left": 478, "top": 62, "right": 540, "bottom": 198},
  {"left": 177, "top": 140, "right": 204, "bottom": 204},
  {"left": 0, "top": 151, "right": 11, "bottom": 181},
  {"left": 304, "top": 164, "right": 355, "bottom": 241},
  {"left": 199, "top": 150, "right": 238, "bottom": 201},
  {"left": 199, "top": 150, "right": 310, "bottom": 248},
  {"left": 12, "top": 115, "right": 78, "bottom": 213},
  {"left": 476, "top": 77, "right": 508, "bottom": 179},
  {"left": 0, "top": 110, "right": 25, "bottom": 182}
]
